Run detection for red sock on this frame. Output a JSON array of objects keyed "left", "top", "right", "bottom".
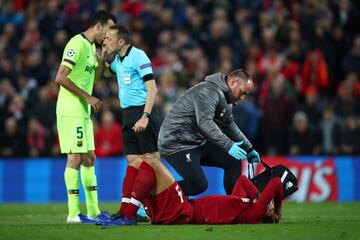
[
  {"left": 232, "top": 176, "right": 259, "bottom": 200},
  {"left": 119, "top": 166, "right": 138, "bottom": 214},
  {"left": 124, "top": 161, "right": 155, "bottom": 219}
]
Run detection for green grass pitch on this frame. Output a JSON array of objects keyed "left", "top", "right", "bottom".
[{"left": 0, "top": 202, "right": 359, "bottom": 240}]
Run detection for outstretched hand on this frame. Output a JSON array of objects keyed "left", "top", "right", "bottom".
[{"left": 228, "top": 141, "right": 247, "bottom": 160}]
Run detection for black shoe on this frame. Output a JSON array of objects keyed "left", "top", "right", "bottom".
[{"left": 136, "top": 213, "right": 150, "bottom": 222}]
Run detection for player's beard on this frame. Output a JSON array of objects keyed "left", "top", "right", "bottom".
[
  {"left": 118, "top": 45, "right": 127, "bottom": 56},
  {"left": 104, "top": 44, "right": 118, "bottom": 55}
]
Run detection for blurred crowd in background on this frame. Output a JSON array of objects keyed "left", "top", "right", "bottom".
[{"left": 1, "top": 0, "right": 360, "bottom": 158}]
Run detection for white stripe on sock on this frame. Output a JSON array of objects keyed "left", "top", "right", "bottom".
[
  {"left": 130, "top": 198, "right": 142, "bottom": 207},
  {"left": 122, "top": 197, "right": 131, "bottom": 203},
  {"left": 281, "top": 171, "right": 288, "bottom": 183}
]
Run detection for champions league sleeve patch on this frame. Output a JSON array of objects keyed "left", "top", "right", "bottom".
[
  {"left": 67, "top": 49, "right": 76, "bottom": 58},
  {"left": 140, "top": 63, "right": 152, "bottom": 69}
]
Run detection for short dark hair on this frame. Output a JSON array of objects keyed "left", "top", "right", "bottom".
[
  {"left": 89, "top": 10, "right": 117, "bottom": 27},
  {"left": 109, "top": 25, "right": 130, "bottom": 44},
  {"left": 228, "top": 69, "right": 252, "bottom": 83}
]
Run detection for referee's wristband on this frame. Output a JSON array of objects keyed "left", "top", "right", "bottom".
[{"left": 142, "top": 111, "right": 151, "bottom": 118}]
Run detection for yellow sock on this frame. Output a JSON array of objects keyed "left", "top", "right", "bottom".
[
  {"left": 80, "top": 166, "right": 101, "bottom": 217},
  {"left": 64, "top": 167, "right": 80, "bottom": 218}
]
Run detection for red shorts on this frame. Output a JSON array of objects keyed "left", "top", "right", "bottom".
[{"left": 143, "top": 182, "right": 193, "bottom": 224}]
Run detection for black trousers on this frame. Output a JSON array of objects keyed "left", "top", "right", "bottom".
[{"left": 164, "top": 141, "right": 242, "bottom": 196}]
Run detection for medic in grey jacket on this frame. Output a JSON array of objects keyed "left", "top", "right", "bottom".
[{"left": 158, "top": 70, "right": 261, "bottom": 164}]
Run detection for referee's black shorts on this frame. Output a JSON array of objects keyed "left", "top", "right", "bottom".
[{"left": 122, "top": 105, "right": 162, "bottom": 155}]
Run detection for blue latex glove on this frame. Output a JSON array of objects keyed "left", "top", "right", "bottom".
[
  {"left": 247, "top": 149, "right": 261, "bottom": 163},
  {"left": 228, "top": 141, "right": 247, "bottom": 160}
]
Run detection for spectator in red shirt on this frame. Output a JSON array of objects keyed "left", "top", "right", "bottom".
[
  {"left": 301, "top": 49, "right": 330, "bottom": 96},
  {"left": 95, "top": 110, "right": 123, "bottom": 157},
  {"left": 27, "top": 116, "right": 51, "bottom": 157}
]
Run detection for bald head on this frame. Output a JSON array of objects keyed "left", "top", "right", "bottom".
[
  {"left": 226, "top": 69, "right": 253, "bottom": 103},
  {"left": 228, "top": 69, "right": 252, "bottom": 83}
]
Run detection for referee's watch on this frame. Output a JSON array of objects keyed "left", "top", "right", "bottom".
[{"left": 142, "top": 111, "right": 151, "bottom": 118}]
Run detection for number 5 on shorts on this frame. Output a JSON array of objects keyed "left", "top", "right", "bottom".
[{"left": 77, "top": 126, "right": 83, "bottom": 139}]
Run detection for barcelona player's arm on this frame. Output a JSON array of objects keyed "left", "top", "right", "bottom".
[
  {"left": 96, "top": 46, "right": 114, "bottom": 79},
  {"left": 55, "top": 65, "right": 103, "bottom": 112},
  {"left": 97, "top": 45, "right": 115, "bottom": 78}
]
